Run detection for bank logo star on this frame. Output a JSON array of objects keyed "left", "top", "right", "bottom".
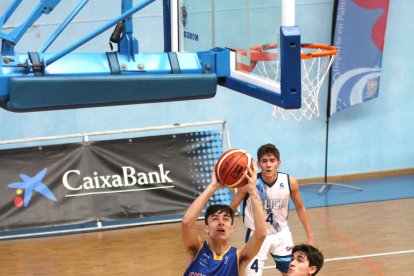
[{"left": 8, "top": 168, "right": 57, "bottom": 207}]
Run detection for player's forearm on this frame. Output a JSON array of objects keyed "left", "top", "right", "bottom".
[
  {"left": 250, "top": 193, "right": 266, "bottom": 237},
  {"left": 229, "top": 190, "right": 245, "bottom": 211},
  {"left": 182, "top": 184, "right": 217, "bottom": 225},
  {"left": 297, "top": 207, "right": 314, "bottom": 241}
]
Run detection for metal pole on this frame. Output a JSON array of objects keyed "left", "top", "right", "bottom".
[{"left": 0, "top": 120, "right": 227, "bottom": 146}]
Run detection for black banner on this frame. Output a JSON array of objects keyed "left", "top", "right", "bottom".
[{"left": 0, "top": 131, "right": 229, "bottom": 231}]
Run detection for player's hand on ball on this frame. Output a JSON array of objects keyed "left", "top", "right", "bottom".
[
  {"left": 244, "top": 162, "right": 258, "bottom": 195},
  {"left": 210, "top": 162, "right": 226, "bottom": 190}
]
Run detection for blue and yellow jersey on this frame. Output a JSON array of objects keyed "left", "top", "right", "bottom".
[{"left": 183, "top": 241, "right": 239, "bottom": 276}]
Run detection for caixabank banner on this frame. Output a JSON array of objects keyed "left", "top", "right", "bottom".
[{"left": 0, "top": 131, "right": 229, "bottom": 231}]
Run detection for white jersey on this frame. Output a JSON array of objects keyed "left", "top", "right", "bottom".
[{"left": 243, "top": 172, "right": 291, "bottom": 234}]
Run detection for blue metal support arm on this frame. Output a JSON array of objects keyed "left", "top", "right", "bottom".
[
  {"left": 40, "top": 0, "right": 90, "bottom": 53},
  {"left": 118, "top": 0, "right": 138, "bottom": 59},
  {"left": 162, "top": 0, "right": 172, "bottom": 52},
  {"left": 222, "top": 77, "right": 284, "bottom": 107},
  {"left": 0, "top": 0, "right": 22, "bottom": 28},
  {"left": 45, "top": 0, "right": 156, "bottom": 66},
  {"left": 0, "top": 0, "right": 62, "bottom": 56}
]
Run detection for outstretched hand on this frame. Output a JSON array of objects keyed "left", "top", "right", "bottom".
[{"left": 244, "top": 161, "right": 258, "bottom": 196}]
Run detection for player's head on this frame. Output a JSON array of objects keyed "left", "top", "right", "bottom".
[
  {"left": 257, "top": 143, "right": 280, "bottom": 161},
  {"left": 204, "top": 204, "right": 234, "bottom": 225},
  {"left": 257, "top": 144, "right": 281, "bottom": 179},
  {"left": 288, "top": 244, "right": 324, "bottom": 276},
  {"left": 204, "top": 204, "right": 235, "bottom": 241}
]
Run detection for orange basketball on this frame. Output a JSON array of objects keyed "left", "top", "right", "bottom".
[{"left": 216, "top": 149, "right": 254, "bottom": 188}]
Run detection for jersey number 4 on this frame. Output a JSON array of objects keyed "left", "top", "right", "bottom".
[
  {"left": 250, "top": 259, "right": 259, "bottom": 273},
  {"left": 266, "top": 213, "right": 274, "bottom": 225}
]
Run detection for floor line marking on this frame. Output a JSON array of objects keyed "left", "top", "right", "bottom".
[
  {"left": 312, "top": 209, "right": 383, "bottom": 275},
  {"left": 325, "top": 249, "right": 414, "bottom": 262}
]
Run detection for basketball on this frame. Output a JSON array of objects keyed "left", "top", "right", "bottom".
[{"left": 216, "top": 149, "right": 254, "bottom": 188}]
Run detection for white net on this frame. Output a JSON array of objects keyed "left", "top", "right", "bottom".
[{"left": 252, "top": 44, "right": 336, "bottom": 121}]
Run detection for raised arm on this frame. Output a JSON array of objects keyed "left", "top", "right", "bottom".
[
  {"left": 238, "top": 164, "right": 266, "bottom": 263},
  {"left": 182, "top": 169, "right": 224, "bottom": 263},
  {"left": 290, "top": 176, "right": 314, "bottom": 245},
  {"left": 229, "top": 185, "right": 248, "bottom": 211}
]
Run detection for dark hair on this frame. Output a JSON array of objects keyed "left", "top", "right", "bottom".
[
  {"left": 257, "top": 143, "right": 280, "bottom": 161},
  {"left": 204, "top": 204, "right": 234, "bottom": 225},
  {"left": 292, "top": 244, "right": 324, "bottom": 275}
]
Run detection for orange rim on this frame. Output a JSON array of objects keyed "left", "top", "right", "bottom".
[
  {"left": 300, "top": 43, "right": 338, "bottom": 59},
  {"left": 236, "top": 48, "right": 277, "bottom": 61},
  {"left": 236, "top": 43, "right": 337, "bottom": 62}
]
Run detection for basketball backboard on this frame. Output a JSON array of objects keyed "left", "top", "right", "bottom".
[
  {"left": 170, "top": 0, "right": 302, "bottom": 109},
  {"left": 0, "top": 0, "right": 303, "bottom": 112}
]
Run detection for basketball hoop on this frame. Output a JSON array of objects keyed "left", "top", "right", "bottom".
[{"left": 236, "top": 43, "right": 337, "bottom": 121}]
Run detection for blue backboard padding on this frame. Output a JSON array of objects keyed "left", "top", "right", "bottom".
[
  {"left": 280, "top": 26, "right": 301, "bottom": 108},
  {"left": 6, "top": 74, "right": 217, "bottom": 111}
]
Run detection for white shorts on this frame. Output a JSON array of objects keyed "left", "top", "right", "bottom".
[{"left": 245, "top": 228, "right": 294, "bottom": 276}]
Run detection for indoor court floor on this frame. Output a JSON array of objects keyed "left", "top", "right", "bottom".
[{"left": 1, "top": 176, "right": 413, "bottom": 276}]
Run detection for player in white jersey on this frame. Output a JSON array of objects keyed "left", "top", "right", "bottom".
[{"left": 230, "top": 143, "right": 314, "bottom": 276}]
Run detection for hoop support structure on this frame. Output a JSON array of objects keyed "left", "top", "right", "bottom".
[{"left": 235, "top": 42, "right": 338, "bottom": 121}]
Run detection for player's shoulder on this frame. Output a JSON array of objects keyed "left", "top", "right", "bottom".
[
  {"left": 276, "top": 171, "right": 293, "bottom": 183},
  {"left": 277, "top": 171, "right": 289, "bottom": 176},
  {"left": 288, "top": 174, "right": 298, "bottom": 182},
  {"left": 278, "top": 171, "right": 295, "bottom": 180},
  {"left": 288, "top": 174, "right": 299, "bottom": 191}
]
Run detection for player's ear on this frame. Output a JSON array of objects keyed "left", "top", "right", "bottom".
[{"left": 308, "top": 265, "right": 317, "bottom": 275}]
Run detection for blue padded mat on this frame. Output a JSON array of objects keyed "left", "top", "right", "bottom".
[{"left": 291, "top": 174, "right": 414, "bottom": 209}]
